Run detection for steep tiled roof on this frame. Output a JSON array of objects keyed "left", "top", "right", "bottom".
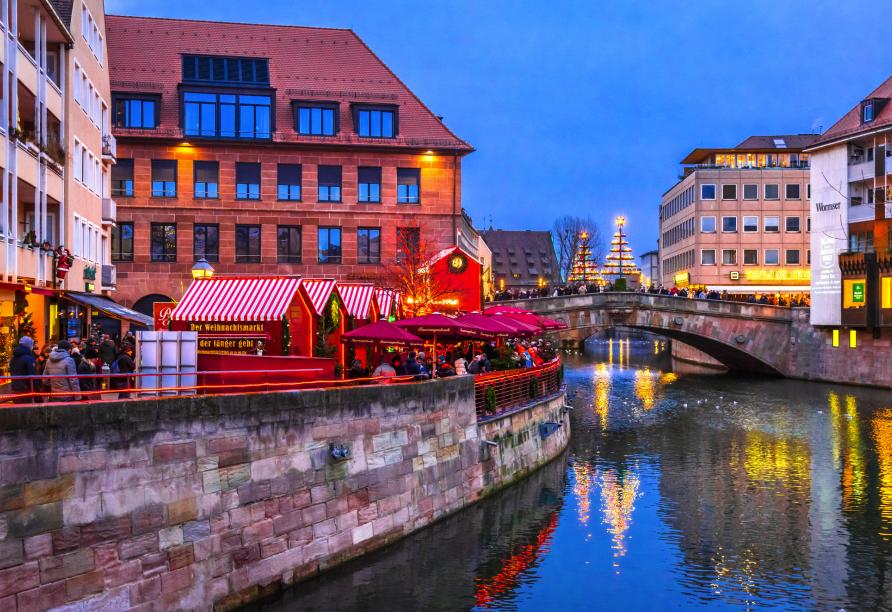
[
  {"left": 809, "top": 74, "right": 892, "bottom": 148},
  {"left": 105, "top": 15, "right": 472, "bottom": 152},
  {"left": 47, "top": 0, "right": 73, "bottom": 27},
  {"left": 482, "top": 230, "right": 560, "bottom": 288}
]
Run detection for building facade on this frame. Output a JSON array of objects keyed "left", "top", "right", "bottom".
[
  {"left": 638, "top": 248, "right": 659, "bottom": 286},
  {"left": 807, "top": 75, "right": 892, "bottom": 329},
  {"left": 106, "top": 16, "right": 473, "bottom": 316},
  {"left": 482, "top": 229, "right": 560, "bottom": 292},
  {"left": 0, "top": 0, "right": 113, "bottom": 356},
  {"left": 659, "top": 135, "right": 816, "bottom": 297}
]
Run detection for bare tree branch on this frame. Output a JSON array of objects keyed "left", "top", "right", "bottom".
[{"left": 552, "top": 216, "right": 605, "bottom": 281}]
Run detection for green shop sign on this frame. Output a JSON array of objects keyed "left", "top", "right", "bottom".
[{"left": 852, "top": 282, "right": 865, "bottom": 303}]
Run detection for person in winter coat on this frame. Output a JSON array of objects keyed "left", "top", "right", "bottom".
[
  {"left": 98, "top": 334, "right": 117, "bottom": 366},
  {"left": 73, "top": 348, "right": 98, "bottom": 397},
  {"left": 9, "top": 336, "right": 37, "bottom": 403},
  {"left": 109, "top": 344, "right": 135, "bottom": 399},
  {"left": 43, "top": 340, "right": 80, "bottom": 402}
]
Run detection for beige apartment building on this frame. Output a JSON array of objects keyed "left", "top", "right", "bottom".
[
  {"left": 0, "top": 0, "right": 120, "bottom": 360},
  {"left": 659, "top": 134, "right": 817, "bottom": 298}
]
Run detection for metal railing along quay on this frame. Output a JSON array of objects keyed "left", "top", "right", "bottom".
[{"left": 474, "top": 359, "right": 562, "bottom": 417}]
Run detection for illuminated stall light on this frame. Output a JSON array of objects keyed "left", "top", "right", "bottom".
[
  {"left": 832, "top": 329, "right": 839, "bottom": 348},
  {"left": 849, "top": 329, "right": 857, "bottom": 349}
]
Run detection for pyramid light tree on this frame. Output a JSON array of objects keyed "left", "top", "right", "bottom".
[
  {"left": 601, "top": 216, "right": 641, "bottom": 288},
  {"left": 567, "top": 231, "right": 601, "bottom": 283}
]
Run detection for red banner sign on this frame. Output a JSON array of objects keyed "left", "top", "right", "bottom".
[{"left": 153, "top": 302, "right": 177, "bottom": 330}]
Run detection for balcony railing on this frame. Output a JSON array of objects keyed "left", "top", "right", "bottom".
[
  {"left": 687, "top": 162, "right": 810, "bottom": 171},
  {"left": 101, "top": 198, "right": 116, "bottom": 224},
  {"left": 101, "top": 264, "right": 116, "bottom": 289}
]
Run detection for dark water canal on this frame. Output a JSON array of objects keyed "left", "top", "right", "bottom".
[{"left": 260, "top": 339, "right": 892, "bottom": 610}]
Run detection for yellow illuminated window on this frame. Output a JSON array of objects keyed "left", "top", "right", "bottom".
[
  {"left": 843, "top": 279, "right": 867, "bottom": 309},
  {"left": 850, "top": 329, "right": 857, "bottom": 349},
  {"left": 883, "top": 277, "right": 892, "bottom": 309},
  {"left": 832, "top": 329, "right": 839, "bottom": 347}
]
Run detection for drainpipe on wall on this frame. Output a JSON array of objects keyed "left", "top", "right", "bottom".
[{"left": 452, "top": 152, "right": 458, "bottom": 245}]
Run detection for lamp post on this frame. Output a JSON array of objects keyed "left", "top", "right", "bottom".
[{"left": 191, "top": 258, "right": 215, "bottom": 280}]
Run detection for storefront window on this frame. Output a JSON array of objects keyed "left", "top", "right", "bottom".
[
  {"left": 843, "top": 278, "right": 867, "bottom": 309},
  {"left": 882, "top": 276, "right": 892, "bottom": 309}
]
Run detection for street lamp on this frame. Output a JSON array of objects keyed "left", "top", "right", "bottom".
[{"left": 191, "top": 258, "right": 215, "bottom": 280}]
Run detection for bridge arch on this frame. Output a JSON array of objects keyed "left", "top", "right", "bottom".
[{"left": 505, "top": 292, "right": 795, "bottom": 376}]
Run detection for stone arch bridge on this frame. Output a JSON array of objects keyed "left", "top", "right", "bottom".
[{"left": 506, "top": 292, "right": 801, "bottom": 375}]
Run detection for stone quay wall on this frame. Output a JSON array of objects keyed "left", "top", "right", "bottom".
[
  {"left": 0, "top": 377, "right": 568, "bottom": 611},
  {"left": 787, "top": 309, "right": 892, "bottom": 388}
]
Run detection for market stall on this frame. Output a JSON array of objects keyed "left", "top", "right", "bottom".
[{"left": 298, "top": 278, "right": 347, "bottom": 367}]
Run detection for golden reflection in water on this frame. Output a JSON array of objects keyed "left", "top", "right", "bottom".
[
  {"left": 572, "top": 461, "right": 594, "bottom": 527},
  {"left": 842, "top": 394, "right": 866, "bottom": 511},
  {"left": 828, "top": 392, "right": 842, "bottom": 469},
  {"left": 709, "top": 546, "right": 758, "bottom": 604},
  {"left": 594, "top": 363, "right": 610, "bottom": 430},
  {"left": 608, "top": 339, "right": 613, "bottom": 366},
  {"left": 741, "top": 430, "right": 810, "bottom": 484},
  {"left": 872, "top": 409, "right": 892, "bottom": 538},
  {"left": 634, "top": 368, "right": 657, "bottom": 411},
  {"left": 599, "top": 468, "right": 641, "bottom": 562}
]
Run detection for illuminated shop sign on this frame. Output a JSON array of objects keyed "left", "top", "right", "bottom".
[
  {"left": 674, "top": 271, "right": 690, "bottom": 286},
  {"left": 743, "top": 269, "right": 811, "bottom": 283},
  {"left": 852, "top": 282, "right": 865, "bottom": 303}
]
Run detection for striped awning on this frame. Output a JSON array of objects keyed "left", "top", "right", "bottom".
[
  {"left": 337, "top": 283, "right": 376, "bottom": 319},
  {"left": 300, "top": 278, "right": 337, "bottom": 316},
  {"left": 170, "top": 277, "right": 302, "bottom": 322},
  {"left": 375, "top": 288, "right": 397, "bottom": 318}
]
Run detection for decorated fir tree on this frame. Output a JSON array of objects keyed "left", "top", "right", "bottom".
[
  {"left": 601, "top": 218, "right": 641, "bottom": 286},
  {"left": 281, "top": 315, "right": 291, "bottom": 356},
  {"left": 567, "top": 231, "right": 600, "bottom": 282}
]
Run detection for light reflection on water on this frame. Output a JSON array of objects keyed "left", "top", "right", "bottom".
[{"left": 258, "top": 340, "right": 892, "bottom": 611}]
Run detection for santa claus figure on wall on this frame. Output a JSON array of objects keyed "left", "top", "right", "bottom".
[{"left": 55, "top": 246, "right": 73, "bottom": 281}]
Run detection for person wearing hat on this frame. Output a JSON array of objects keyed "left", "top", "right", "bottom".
[
  {"left": 43, "top": 340, "right": 80, "bottom": 402},
  {"left": 9, "top": 336, "right": 37, "bottom": 403}
]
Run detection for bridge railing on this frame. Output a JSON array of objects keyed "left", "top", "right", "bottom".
[{"left": 474, "top": 359, "right": 561, "bottom": 418}]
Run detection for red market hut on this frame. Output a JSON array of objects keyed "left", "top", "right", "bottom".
[
  {"left": 169, "top": 276, "right": 306, "bottom": 355},
  {"left": 336, "top": 282, "right": 379, "bottom": 368},
  {"left": 420, "top": 246, "right": 482, "bottom": 314},
  {"left": 374, "top": 288, "right": 401, "bottom": 321},
  {"left": 296, "top": 278, "right": 348, "bottom": 366}
]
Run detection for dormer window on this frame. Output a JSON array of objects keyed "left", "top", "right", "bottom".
[
  {"left": 293, "top": 102, "right": 338, "bottom": 136},
  {"left": 353, "top": 105, "right": 397, "bottom": 138},
  {"left": 864, "top": 102, "right": 874, "bottom": 123}
]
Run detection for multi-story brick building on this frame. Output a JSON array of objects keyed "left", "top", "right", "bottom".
[
  {"left": 105, "top": 15, "right": 473, "bottom": 315},
  {"left": 659, "top": 134, "right": 816, "bottom": 298},
  {"left": 0, "top": 0, "right": 116, "bottom": 355},
  {"left": 808, "top": 74, "right": 892, "bottom": 330}
]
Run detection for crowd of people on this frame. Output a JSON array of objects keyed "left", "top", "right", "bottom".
[
  {"left": 8, "top": 330, "right": 137, "bottom": 403},
  {"left": 491, "top": 282, "right": 810, "bottom": 307},
  {"left": 347, "top": 337, "right": 558, "bottom": 383}
]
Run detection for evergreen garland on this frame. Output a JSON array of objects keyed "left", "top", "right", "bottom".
[{"left": 281, "top": 315, "right": 291, "bottom": 356}]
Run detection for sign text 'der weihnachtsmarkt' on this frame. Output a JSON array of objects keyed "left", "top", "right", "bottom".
[{"left": 188, "top": 322, "right": 268, "bottom": 354}]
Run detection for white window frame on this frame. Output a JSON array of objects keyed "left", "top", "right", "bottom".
[
  {"left": 785, "top": 183, "right": 801, "bottom": 200},
  {"left": 785, "top": 216, "right": 801, "bottom": 233},
  {"left": 721, "top": 249, "right": 737, "bottom": 265},
  {"left": 743, "top": 249, "right": 758, "bottom": 265},
  {"left": 721, "top": 216, "right": 737, "bottom": 233},
  {"left": 700, "top": 249, "right": 716, "bottom": 266},
  {"left": 742, "top": 183, "right": 759, "bottom": 200},
  {"left": 743, "top": 216, "right": 758, "bottom": 233},
  {"left": 785, "top": 249, "right": 800, "bottom": 265},
  {"left": 700, "top": 216, "right": 716, "bottom": 233},
  {"left": 721, "top": 184, "right": 737, "bottom": 200},
  {"left": 765, "top": 248, "right": 780, "bottom": 266},
  {"left": 764, "top": 183, "right": 780, "bottom": 200},
  {"left": 700, "top": 184, "right": 716, "bottom": 200},
  {"left": 764, "top": 216, "right": 780, "bottom": 233}
]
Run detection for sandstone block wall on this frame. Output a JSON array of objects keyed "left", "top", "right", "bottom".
[{"left": 0, "top": 377, "right": 568, "bottom": 610}]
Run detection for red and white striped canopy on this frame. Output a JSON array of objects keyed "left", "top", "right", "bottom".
[
  {"left": 375, "top": 288, "right": 397, "bottom": 318},
  {"left": 170, "top": 277, "right": 302, "bottom": 322},
  {"left": 300, "top": 278, "right": 337, "bottom": 316},
  {"left": 337, "top": 283, "right": 376, "bottom": 319}
]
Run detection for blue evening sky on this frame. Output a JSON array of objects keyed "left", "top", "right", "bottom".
[{"left": 106, "top": 0, "right": 892, "bottom": 256}]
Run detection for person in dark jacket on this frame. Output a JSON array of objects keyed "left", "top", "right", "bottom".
[
  {"left": 98, "top": 334, "right": 117, "bottom": 366},
  {"left": 109, "top": 344, "right": 135, "bottom": 399},
  {"left": 391, "top": 355, "right": 407, "bottom": 376},
  {"left": 9, "top": 336, "right": 37, "bottom": 403},
  {"left": 74, "top": 348, "right": 98, "bottom": 397}
]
